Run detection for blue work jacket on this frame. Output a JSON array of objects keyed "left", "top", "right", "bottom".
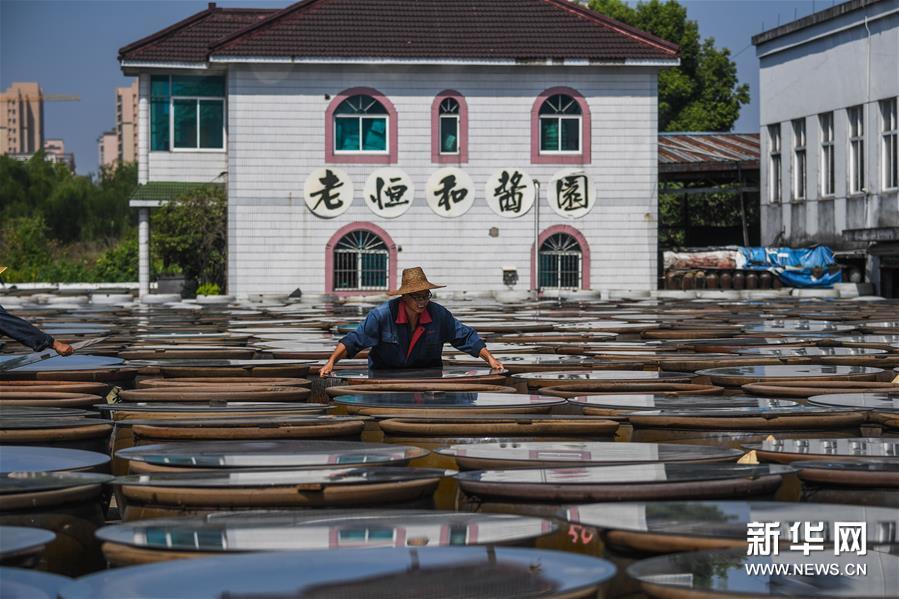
[
  {"left": 339, "top": 298, "right": 486, "bottom": 369},
  {"left": 0, "top": 305, "right": 54, "bottom": 352}
]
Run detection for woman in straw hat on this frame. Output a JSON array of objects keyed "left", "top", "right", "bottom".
[
  {"left": 0, "top": 266, "right": 74, "bottom": 356},
  {"left": 320, "top": 266, "right": 503, "bottom": 376}
]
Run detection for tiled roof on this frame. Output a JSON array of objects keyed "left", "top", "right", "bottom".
[
  {"left": 658, "top": 133, "right": 759, "bottom": 172},
  {"left": 119, "top": 7, "right": 276, "bottom": 63},
  {"left": 121, "top": 0, "right": 678, "bottom": 65}
]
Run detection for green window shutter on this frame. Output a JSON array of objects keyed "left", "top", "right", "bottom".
[
  {"left": 440, "top": 116, "right": 458, "bottom": 153},
  {"left": 150, "top": 76, "right": 171, "bottom": 151},
  {"left": 150, "top": 100, "right": 170, "bottom": 151},
  {"left": 335, "top": 118, "right": 360, "bottom": 151},
  {"left": 540, "top": 118, "right": 559, "bottom": 152},
  {"left": 560, "top": 118, "right": 580, "bottom": 151},
  {"left": 173, "top": 99, "right": 198, "bottom": 148},
  {"left": 362, "top": 118, "right": 387, "bottom": 151},
  {"left": 172, "top": 75, "right": 224, "bottom": 97},
  {"left": 199, "top": 100, "right": 224, "bottom": 149}
]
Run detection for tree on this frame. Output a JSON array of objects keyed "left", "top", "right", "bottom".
[
  {"left": 153, "top": 186, "right": 227, "bottom": 290},
  {"left": 589, "top": 0, "right": 750, "bottom": 131}
]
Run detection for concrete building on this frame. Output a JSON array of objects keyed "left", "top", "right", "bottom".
[
  {"left": 753, "top": 0, "right": 899, "bottom": 296},
  {"left": 42, "top": 138, "right": 75, "bottom": 171},
  {"left": 0, "top": 82, "right": 44, "bottom": 156},
  {"left": 98, "top": 130, "right": 118, "bottom": 167},
  {"left": 116, "top": 79, "right": 139, "bottom": 164},
  {"left": 120, "top": 0, "right": 679, "bottom": 299}
]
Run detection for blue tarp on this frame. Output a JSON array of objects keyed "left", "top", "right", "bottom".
[{"left": 736, "top": 246, "right": 842, "bottom": 288}]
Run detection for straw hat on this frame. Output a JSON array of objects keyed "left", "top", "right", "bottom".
[
  {"left": 389, "top": 267, "right": 446, "bottom": 296},
  {"left": 0, "top": 266, "right": 6, "bottom": 275}
]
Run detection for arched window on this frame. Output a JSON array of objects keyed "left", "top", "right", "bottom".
[
  {"left": 326, "top": 88, "right": 397, "bottom": 164},
  {"left": 432, "top": 90, "right": 468, "bottom": 163},
  {"left": 439, "top": 98, "right": 460, "bottom": 154},
  {"left": 334, "top": 95, "right": 388, "bottom": 153},
  {"left": 332, "top": 229, "right": 389, "bottom": 291},
  {"left": 539, "top": 94, "right": 581, "bottom": 153},
  {"left": 531, "top": 87, "right": 591, "bottom": 165},
  {"left": 538, "top": 233, "right": 583, "bottom": 289}
]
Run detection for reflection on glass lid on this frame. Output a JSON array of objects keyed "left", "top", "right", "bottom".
[
  {"left": 791, "top": 460, "right": 899, "bottom": 473},
  {"left": 116, "top": 440, "right": 428, "bottom": 468},
  {"left": 515, "top": 370, "right": 695, "bottom": 381},
  {"left": 0, "top": 526, "right": 56, "bottom": 557},
  {"left": 97, "top": 402, "right": 329, "bottom": 413},
  {"left": 456, "top": 464, "right": 793, "bottom": 485},
  {"left": 439, "top": 442, "right": 741, "bottom": 463},
  {"left": 745, "top": 438, "right": 899, "bottom": 458},
  {"left": 627, "top": 548, "right": 898, "bottom": 597},
  {"left": 0, "top": 446, "right": 110, "bottom": 474},
  {"left": 58, "top": 547, "right": 616, "bottom": 599},
  {"left": 96, "top": 510, "right": 556, "bottom": 551},
  {"left": 332, "top": 367, "right": 502, "bottom": 379},
  {"left": 0, "top": 567, "right": 71, "bottom": 599},
  {"left": 0, "top": 354, "right": 123, "bottom": 372},
  {"left": 562, "top": 501, "right": 899, "bottom": 543},
  {"left": 113, "top": 467, "right": 453, "bottom": 488},
  {"left": 333, "top": 393, "right": 562, "bottom": 408},
  {"left": 0, "top": 471, "right": 113, "bottom": 493},
  {"left": 807, "top": 393, "right": 899, "bottom": 411},
  {"left": 735, "top": 347, "right": 887, "bottom": 356},
  {"left": 567, "top": 395, "right": 798, "bottom": 410},
  {"left": 697, "top": 365, "right": 880, "bottom": 377},
  {"left": 127, "top": 359, "right": 313, "bottom": 367}
]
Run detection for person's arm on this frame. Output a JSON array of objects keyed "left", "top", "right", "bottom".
[
  {"left": 445, "top": 311, "right": 503, "bottom": 369},
  {"left": 0, "top": 305, "right": 72, "bottom": 354},
  {"left": 319, "top": 311, "right": 382, "bottom": 378},
  {"left": 319, "top": 342, "right": 348, "bottom": 378},
  {"left": 479, "top": 346, "right": 504, "bottom": 371}
]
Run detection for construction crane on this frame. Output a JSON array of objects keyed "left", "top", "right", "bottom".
[{"left": 0, "top": 93, "right": 80, "bottom": 102}]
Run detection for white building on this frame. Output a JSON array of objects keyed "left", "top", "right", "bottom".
[
  {"left": 120, "top": 0, "right": 678, "bottom": 299},
  {"left": 753, "top": 0, "right": 899, "bottom": 296}
]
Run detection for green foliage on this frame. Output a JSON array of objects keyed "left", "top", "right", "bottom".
[
  {"left": 0, "top": 156, "right": 140, "bottom": 283},
  {"left": 0, "top": 214, "right": 92, "bottom": 282},
  {"left": 153, "top": 186, "right": 227, "bottom": 289},
  {"left": 589, "top": 0, "right": 750, "bottom": 131},
  {"left": 196, "top": 282, "right": 222, "bottom": 296},
  {"left": 93, "top": 233, "right": 145, "bottom": 282}
]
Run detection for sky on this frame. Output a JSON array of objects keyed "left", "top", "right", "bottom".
[{"left": 1, "top": 0, "right": 830, "bottom": 176}]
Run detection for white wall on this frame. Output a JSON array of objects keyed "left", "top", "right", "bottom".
[
  {"left": 224, "top": 63, "right": 660, "bottom": 296},
  {"left": 756, "top": 1, "right": 899, "bottom": 245}
]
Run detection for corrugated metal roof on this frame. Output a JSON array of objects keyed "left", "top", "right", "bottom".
[
  {"left": 130, "top": 181, "right": 225, "bottom": 202},
  {"left": 659, "top": 133, "right": 759, "bottom": 172}
]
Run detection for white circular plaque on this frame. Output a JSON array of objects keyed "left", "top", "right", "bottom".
[
  {"left": 363, "top": 168, "right": 414, "bottom": 218},
  {"left": 425, "top": 168, "right": 475, "bottom": 218},
  {"left": 548, "top": 169, "right": 595, "bottom": 219},
  {"left": 484, "top": 168, "right": 535, "bottom": 218},
  {"left": 304, "top": 167, "right": 353, "bottom": 218}
]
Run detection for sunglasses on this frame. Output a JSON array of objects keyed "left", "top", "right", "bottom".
[{"left": 407, "top": 291, "right": 432, "bottom": 302}]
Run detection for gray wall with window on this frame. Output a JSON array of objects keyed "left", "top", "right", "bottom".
[{"left": 755, "top": 0, "right": 899, "bottom": 289}]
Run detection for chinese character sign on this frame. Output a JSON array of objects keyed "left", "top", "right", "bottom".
[
  {"left": 304, "top": 167, "right": 353, "bottom": 218},
  {"left": 364, "top": 168, "right": 414, "bottom": 218},
  {"left": 426, "top": 167, "right": 474, "bottom": 218},
  {"left": 549, "top": 169, "right": 594, "bottom": 219},
  {"left": 485, "top": 168, "right": 535, "bottom": 218}
]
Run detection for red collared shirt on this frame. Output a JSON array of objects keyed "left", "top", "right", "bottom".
[{"left": 395, "top": 303, "right": 433, "bottom": 359}]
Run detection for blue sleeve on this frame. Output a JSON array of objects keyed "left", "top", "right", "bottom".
[
  {"left": 338, "top": 310, "right": 382, "bottom": 358},
  {"left": 445, "top": 312, "right": 486, "bottom": 358},
  {"left": 0, "top": 305, "right": 54, "bottom": 352}
]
